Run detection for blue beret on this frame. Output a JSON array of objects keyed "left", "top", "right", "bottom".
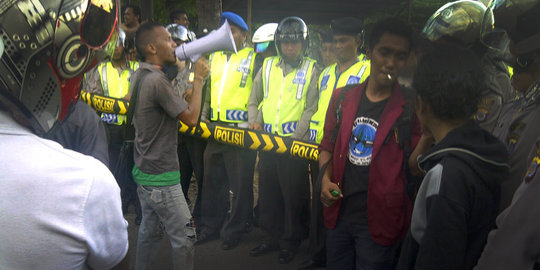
[{"left": 221, "top": 11, "right": 248, "bottom": 31}]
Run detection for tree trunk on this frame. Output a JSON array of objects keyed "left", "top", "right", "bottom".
[{"left": 196, "top": 0, "right": 222, "bottom": 32}]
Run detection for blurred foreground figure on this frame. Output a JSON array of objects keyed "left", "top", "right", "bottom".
[{"left": 0, "top": 0, "right": 128, "bottom": 269}]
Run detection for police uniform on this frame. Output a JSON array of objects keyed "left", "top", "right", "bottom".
[
  {"left": 84, "top": 60, "right": 138, "bottom": 166},
  {"left": 83, "top": 60, "right": 139, "bottom": 212},
  {"left": 199, "top": 33, "right": 258, "bottom": 244},
  {"left": 472, "top": 50, "right": 514, "bottom": 132},
  {"left": 248, "top": 55, "right": 320, "bottom": 250},
  {"left": 492, "top": 80, "right": 540, "bottom": 211}
]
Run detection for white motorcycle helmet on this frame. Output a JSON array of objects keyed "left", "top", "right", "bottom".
[{"left": 252, "top": 23, "right": 278, "bottom": 53}]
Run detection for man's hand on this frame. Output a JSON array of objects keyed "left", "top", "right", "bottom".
[
  {"left": 194, "top": 58, "right": 209, "bottom": 80},
  {"left": 249, "top": 122, "right": 262, "bottom": 130},
  {"left": 321, "top": 176, "right": 342, "bottom": 207}
]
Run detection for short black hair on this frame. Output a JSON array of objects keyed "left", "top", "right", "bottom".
[
  {"left": 124, "top": 4, "right": 141, "bottom": 23},
  {"left": 135, "top": 22, "right": 163, "bottom": 62},
  {"left": 413, "top": 43, "right": 485, "bottom": 121},
  {"left": 319, "top": 30, "right": 333, "bottom": 43},
  {"left": 170, "top": 9, "right": 187, "bottom": 23},
  {"left": 368, "top": 18, "right": 413, "bottom": 51}
]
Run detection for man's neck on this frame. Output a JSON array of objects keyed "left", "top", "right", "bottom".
[
  {"left": 429, "top": 119, "right": 467, "bottom": 144},
  {"left": 111, "top": 57, "right": 127, "bottom": 69},
  {"left": 365, "top": 78, "right": 393, "bottom": 102},
  {"left": 125, "top": 22, "right": 138, "bottom": 28},
  {"left": 145, "top": 58, "right": 163, "bottom": 68},
  {"left": 337, "top": 56, "right": 357, "bottom": 73}
]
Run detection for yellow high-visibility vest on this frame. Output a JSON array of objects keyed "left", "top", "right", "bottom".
[
  {"left": 209, "top": 47, "right": 256, "bottom": 122},
  {"left": 261, "top": 56, "right": 316, "bottom": 136},
  {"left": 309, "top": 54, "right": 370, "bottom": 143},
  {"left": 98, "top": 61, "right": 139, "bottom": 125}
]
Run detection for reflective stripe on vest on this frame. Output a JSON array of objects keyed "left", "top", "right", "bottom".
[
  {"left": 309, "top": 58, "right": 370, "bottom": 143},
  {"left": 98, "top": 61, "right": 139, "bottom": 125},
  {"left": 261, "top": 56, "right": 316, "bottom": 136},
  {"left": 209, "top": 48, "right": 256, "bottom": 123}
]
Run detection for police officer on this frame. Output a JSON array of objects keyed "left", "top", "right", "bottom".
[
  {"left": 474, "top": 1, "right": 540, "bottom": 268},
  {"left": 486, "top": 0, "right": 540, "bottom": 213},
  {"left": 422, "top": 0, "right": 514, "bottom": 133},
  {"left": 252, "top": 23, "right": 279, "bottom": 73},
  {"left": 83, "top": 29, "right": 139, "bottom": 217},
  {"left": 170, "top": 9, "right": 197, "bottom": 41},
  {"left": 248, "top": 16, "right": 320, "bottom": 264},
  {"left": 197, "top": 12, "right": 257, "bottom": 250},
  {"left": 299, "top": 17, "right": 370, "bottom": 270},
  {"left": 319, "top": 30, "right": 337, "bottom": 67}
]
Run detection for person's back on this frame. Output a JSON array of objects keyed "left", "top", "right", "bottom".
[
  {"left": 46, "top": 101, "right": 109, "bottom": 166},
  {"left": 397, "top": 44, "right": 509, "bottom": 270},
  {"left": 0, "top": 112, "right": 128, "bottom": 270}
]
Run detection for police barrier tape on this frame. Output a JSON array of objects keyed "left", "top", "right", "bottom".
[{"left": 80, "top": 90, "right": 320, "bottom": 161}]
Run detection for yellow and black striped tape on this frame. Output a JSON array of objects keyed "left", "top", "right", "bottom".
[
  {"left": 80, "top": 90, "right": 320, "bottom": 161},
  {"left": 79, "top": 90, "right": 129, "bottom": 115}
]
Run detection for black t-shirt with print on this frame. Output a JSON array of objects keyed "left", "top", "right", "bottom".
[{"left": 340, "top": 90, "right": 388, "bottom": 225}]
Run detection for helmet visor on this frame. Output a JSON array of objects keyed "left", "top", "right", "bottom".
[
  {"left": 255, "top": 41, "right": 270, "bottom": 53},
  {"left": 80, "top": 0, "right": 118, "bottom": 49}
]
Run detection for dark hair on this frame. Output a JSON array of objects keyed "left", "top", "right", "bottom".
[
  {"left": 124, "top": 4, "right": 141, "bottom": 23},
  {"left": 368, "top": 18, "right": 413, "bottom": 51},
  {"left": 169, "top": 9, "right": 187, "bottom": 23},
  {"left": 135, "top": 22, "right": 163, "bottom": 62},
  {"left": 413, "top": 43, "right": 485, "bottom": 121},
  {"left": 320, "top": 30, "right": 333, "bottom": 43}
]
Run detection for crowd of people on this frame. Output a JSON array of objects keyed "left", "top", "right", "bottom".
[{"left": 2, "top": 0, "right": 540, "bottom": 269}]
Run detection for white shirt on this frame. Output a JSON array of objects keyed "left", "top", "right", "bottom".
[{"left": 0, "top": 111, "right": 128, "bottom": 270}]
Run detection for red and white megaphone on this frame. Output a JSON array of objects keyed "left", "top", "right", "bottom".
[{"left": 175, "top": 21, "right": 237, "bottom": 62}]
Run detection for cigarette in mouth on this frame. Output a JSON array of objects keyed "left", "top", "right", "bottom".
[{"left": 387, "top": 74, "right": 392, "bottom": 80}]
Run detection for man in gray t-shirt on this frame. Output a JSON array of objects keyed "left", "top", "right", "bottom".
[{"left": 128, "top": 22, "right": 208, "bottom": 270}]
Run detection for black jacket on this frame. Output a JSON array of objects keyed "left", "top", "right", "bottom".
[{"left": 397, "top": 121, "right": 509, "bottom": 270}]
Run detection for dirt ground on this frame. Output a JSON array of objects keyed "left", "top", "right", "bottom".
[{"left": 122, "top": 158, "right": 322, "bottom": 270}]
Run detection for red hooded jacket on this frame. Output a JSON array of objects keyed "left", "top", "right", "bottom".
[{"left": 319, "top": 80, "right": 421, "bottom": 246}]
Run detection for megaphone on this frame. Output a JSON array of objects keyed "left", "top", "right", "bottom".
[{"left": 175, "top": 21, "right": 237, "bottom": 62}]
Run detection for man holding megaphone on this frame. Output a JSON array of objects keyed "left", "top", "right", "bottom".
[
  {"left": 128, "top": 21, "right": 209, "bottom": 270},
  {"left": 197, "top": 11, "right": 258, "bottom": 251}
]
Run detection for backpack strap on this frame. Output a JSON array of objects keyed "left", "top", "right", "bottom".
[
  {"left": 394, "top": 86, "right": 422, "bottom": 201},
  {"left": 125, "top": 70, "right": 150, "bottom": 140},
  {"left": 395, "top": 86, "right": 416, "bottom": 157}
]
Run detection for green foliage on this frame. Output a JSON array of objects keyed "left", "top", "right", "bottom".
[
  {"left": 125, "top": 0, "right": 199, "bottom": 29},
  {"left": 155, "top": 0, "right": 198, "bottom": 26}
]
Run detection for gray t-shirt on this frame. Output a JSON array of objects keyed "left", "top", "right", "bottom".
[{"left": 131, "top": 62, "right": 188, "bottom": 175}]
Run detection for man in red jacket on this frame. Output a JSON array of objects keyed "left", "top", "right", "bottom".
[{"left": 319, "top": 18, "right": 429, "bottom": 269}]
